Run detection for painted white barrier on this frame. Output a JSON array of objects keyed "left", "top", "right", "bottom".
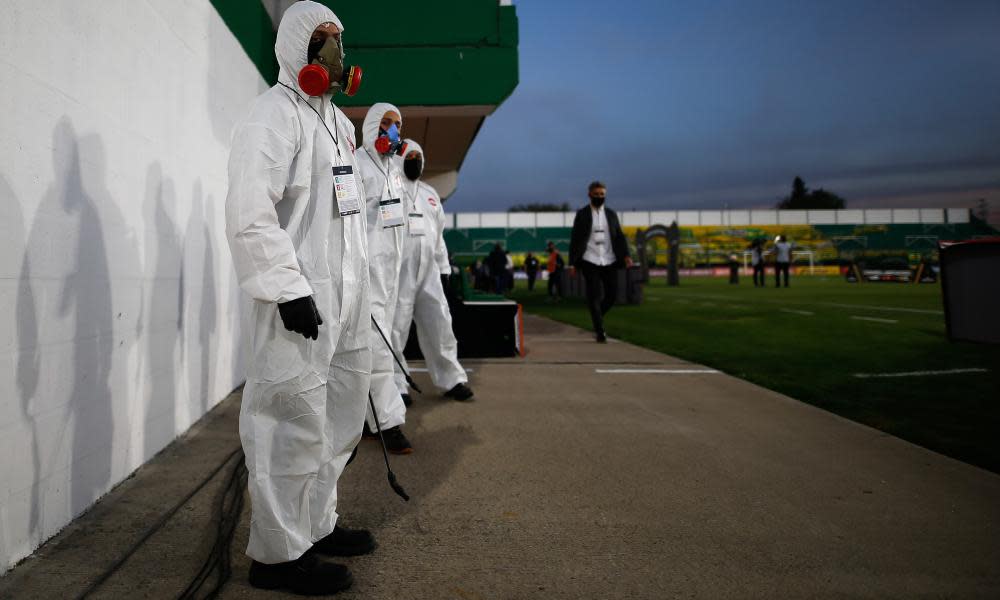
[{"left": 0, "top": 1, "right": 267, "bottom": 572}]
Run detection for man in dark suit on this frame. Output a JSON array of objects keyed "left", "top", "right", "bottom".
[{"left": 569, "top": 181, "right": 632, "bottom": 342}]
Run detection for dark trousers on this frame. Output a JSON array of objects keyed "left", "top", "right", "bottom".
[
  {"left": 581, "top": 261, "right": 618, "bottom": 335},
  {"left": 527, "top": 271, "right": 537, "bottom": 291},
  {"left": 775, "top": 262, "right": 790, "bottom": 287},
  {"left": 752, "top": 264, "right": 765, "bottom": 287},
  {"left": 547, "top": 271, "right": 561, "bottom": 296}
]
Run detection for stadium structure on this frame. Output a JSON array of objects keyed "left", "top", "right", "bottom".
[{"left": 442, "top": 207, "right": 998, "bottom": 280}]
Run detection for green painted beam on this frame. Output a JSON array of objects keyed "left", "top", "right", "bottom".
[
  {"left": 209, "top": 1, "right": 518, "bottom": 108},
  {"left": 210, "top": 0, "right": 278, "bottom": 84},
  {"left": 325, "top": 1, "right": 506, "bottom": 46},
  {"left": 327, "top": 1, "right": 519, "bottom": 108},
  {"left": 339, "top": 46, "right": 518, "bottom": 107}
]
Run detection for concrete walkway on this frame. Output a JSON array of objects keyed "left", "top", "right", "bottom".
[{"left": 3, "top": 314, "right": 999, "bottom": 599}]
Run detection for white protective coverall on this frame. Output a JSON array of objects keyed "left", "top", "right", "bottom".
[
  {"left": 357, "top": 103, "right": 408, "bottom": 432},
  {"left": 225, "top": 1, "right": 370, "bottom": 564},
  {"left": 391, "top": 140, "right": 468, "bottom": 394}
]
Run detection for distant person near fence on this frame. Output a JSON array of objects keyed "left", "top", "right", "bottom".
[{"left": 546, "top": 241, "right": 564, "bottom": 301}]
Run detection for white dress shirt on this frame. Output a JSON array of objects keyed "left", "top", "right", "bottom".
[
  {"left": 775, "top": 241, "right": 792, "bottom": 263},
  {"left": 583, "top": 205, "right": 616, "bottom": 266}
]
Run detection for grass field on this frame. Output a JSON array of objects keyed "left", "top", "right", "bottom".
[{"left": 511, "top": 275, "right": 1000, "bottom": 473}]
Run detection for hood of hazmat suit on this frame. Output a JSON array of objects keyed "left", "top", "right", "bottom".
[
  {"left": 357, "top": 103, "right": 409, "bottom": 431},
  {"left": 225, "top": 0, "right": 371, "bottom": 564},
  {"left": 391, "top": 139, "right": 468, "bottom": 395}
]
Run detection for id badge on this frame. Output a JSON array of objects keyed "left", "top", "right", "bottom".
[
  {"left": 408, "top": 212, "right": 426, "bottom": 236},
  {"left": 593, "top": 228, "right": 606, "bottom": 245},
  {"left": 332, "top": 166, "right": 361, "bottom": 216},
  {"left": 379, "top": 198, "right": 404, "bottom": 228}
]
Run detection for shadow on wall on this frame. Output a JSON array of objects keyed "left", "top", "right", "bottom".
[
  {"left": 6, "top": 172, "right": 43, "bottom": 557},
  {"left": 143, "top": 164, "right": 181, "bottom": 459},
  {"left": 185, "top": 182, "right": 220, "bottom": 416},
  {"left": 6, "top": 105, "right": 242, "bottom": 568},
  {"left": 16, "top": 118, "right": 115, "bottom": 538}
]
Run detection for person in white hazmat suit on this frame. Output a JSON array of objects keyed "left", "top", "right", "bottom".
[
  {"left": 356, "top": 103, "right": 415, "bottom": 454},
  {"left": 225, "top": 2, "right": 375, "bottom": 595},
  {"left": 392, "top": 140, "right": 475, "bottom": 403}
]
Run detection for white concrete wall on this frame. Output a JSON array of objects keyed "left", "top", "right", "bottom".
[{"left": 0, "top": 0, "right": 266, "bottom": 572}]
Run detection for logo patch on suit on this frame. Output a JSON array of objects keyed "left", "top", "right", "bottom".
[{"left": 428, "top": 197, "right": 437, "bottom": 207}]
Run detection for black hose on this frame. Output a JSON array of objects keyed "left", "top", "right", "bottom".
[
  {"left": 176, "top": 451, "right": 247, "bottom": 599},
  {"left": 370, "top": 315, "right": 423, "bottom": 394},
  {"left": 367, "top": 391, "right": 410, "bottom": 502},
  {"left": 73, "top": 447, "right": 243, "bottom": 600}
]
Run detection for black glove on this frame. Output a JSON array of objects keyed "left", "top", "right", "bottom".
[{"left": 278, "top": 295, "right": 323, "bottom": 340}]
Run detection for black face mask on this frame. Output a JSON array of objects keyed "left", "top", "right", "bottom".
[
  {"left": 403, "top": 157, "right": 423, "bottom": 181},
  {"left": 589, "top": 195, "right": 605, "bottom": 208}
]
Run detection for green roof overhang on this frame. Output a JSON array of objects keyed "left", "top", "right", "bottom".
[{"left": 211, "top": 0, "right": 519, "bottom": 199}]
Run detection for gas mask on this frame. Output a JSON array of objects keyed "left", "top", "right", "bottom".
[
  {"left": 589, "top": 195, "right": 605, "bottom": 208},
  {"left": 298, "top": 35, "right": 362, "bottom": 97},
  {"left": 403, "top": 155, "right": 423, "bottom": 181},
  {"left": 374, "top": 123, "right": 407, "bottom": 156}
]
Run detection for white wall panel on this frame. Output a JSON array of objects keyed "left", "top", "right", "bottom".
[
  {"left": 892, "top": 209, "right": 920, "bottom": 223},
  {"left": 677, "top": 211, "right": 700, "bottom": 226},
  {"left": 456, "top": 213, "right": 481, "bottom": 228},
  {"left": 620, "top": 211, "right": 650, "bottom": 226},
  {"left": 807, "top": 210, "right": 837, "bottom": 224},
  {"left": 480, "top": 212, "right": 508, "bottom": 227},
  {"left": 535, "top": 213, "right": 564, "bottom": 227},
  {"left": 728, "top": 210, "right": 750, "bottom": 225},
  {"left": 947, "top": 208, "right": 970, "bottom": 223},
  {"left": 700, "top": 211, "right": 723, "bottom": 226},
  {"left": 778, "top": 210, "right": 808, "bottom": 224},
  {"left": 920, "top": 209, "right": 944, "bottom": 224},
  {"left": 650, "top": 211, "right": 678, "bottom": 225},
  {"left": 836, "top": 210, "right": 865, "bottom": 224},
  {"left": 0, "top": 0, "right": 264, "bottom": 572},
  {"left": 507, "top": 213, "right": 535, "bottom": 228},
  {"left": 865, "top": 209, "right": 893, "bottom": 224}
]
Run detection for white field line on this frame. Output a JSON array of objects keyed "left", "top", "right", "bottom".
[
  {"left": 851, "top": 316, "right": 898, "bottom": 324},
  {"left": 409, "top": 367, "right": 474, "bottom": 373},
  {"left": 853, "top": 368, "right": 988, "bottom": 379},
  {"left": 781, "top": 308, "right": 814, "bottom": 316},
  {"left": 824, "top": 302, "right": 941, "bottom": 315},
  {"left": 595, "top": 368, "right": 721, "bottom": 374}
]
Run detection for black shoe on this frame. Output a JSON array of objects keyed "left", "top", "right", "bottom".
[
  {"left": 249, "top": 553, "right": 352, "bottom": 596},
  {"left": 311, "top": 524, "right": 377, "bottom": 557},
  {"left": 443, "top": 383, "right": 474, "bottom": 401},
  {"left": 401, "top": 393, "right": 412, "bottom": 407},
  {"left": 596, "top": 332, "right": 607, "bottom": 343},
  {"left": 362, "top": 422, "right": 377, "bottom": 440},
  {"left": 384, "top": 426, "right": 413, "bottom": 455}
]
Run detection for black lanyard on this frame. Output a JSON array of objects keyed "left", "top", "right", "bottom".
[
  {"left": 363, "top": 147, "right": 395, "bottom": 198},
  {"left": 279, "top": 82, "right": 342, "bottom": 160}
]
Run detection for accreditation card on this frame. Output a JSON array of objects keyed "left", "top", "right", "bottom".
[
  {"left": 332, "top": 166, "right": 361, "bottom": 216},
  {"left": 379, "top": 198, "right": 404, "bottom": 228},
  {"left": 408, "top": 212, "right": 426, "bottom": 236}
]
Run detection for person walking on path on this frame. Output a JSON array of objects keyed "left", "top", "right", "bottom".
[{"left": 568, "top": 181, "right": 632, "bottom": 342}]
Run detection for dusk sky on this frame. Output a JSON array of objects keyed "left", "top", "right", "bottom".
[{"left": 450, "top": 0, "right": 1000, "bottom": 212}]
